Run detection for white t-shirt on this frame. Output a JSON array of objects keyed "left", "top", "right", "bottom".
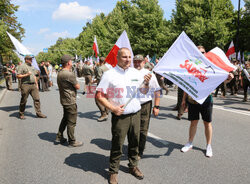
[
  {"left": 138, "top": 68, "right": 161, "bottom": 104},
  {"left": 97, "top": 65, "right": 144, "bottom": 115}
]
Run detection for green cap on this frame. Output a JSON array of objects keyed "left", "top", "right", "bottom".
[
  {"left": 133, "top": 54, "right": 144, "bottom": 61},
  {"left": 61, "top": 55, "right": 74, "bottom": 64}
]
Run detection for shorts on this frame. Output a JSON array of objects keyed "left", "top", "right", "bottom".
[{"left": 187, "top": 102, "right": 213, "bottom": 122}]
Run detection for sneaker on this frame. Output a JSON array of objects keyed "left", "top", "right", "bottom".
[
  {"left": 109, "top": 173, "right": 118, "bottom": 184},
  {"left": 68, "top": 141, "right": 83, "bottom": 147},
  {"left": 129, "top": 167, "right": 144, "bottom": 180},
  {"left": 82, "top": 91, "right": 86, "bottom": 95},
  {"left": 206, "top": 144, "right": 213, "bottom": 158},
  {"left": 55, "top": 136, "right": 67, "bottom": 144},
  {"left": 36, "top": 113, "right": 47, "bottom": 118},
  {"left": 181, "top": 142, "right": 193, "bottom": 153},
  {"left": 97, "top": 115, "right": 108, "bottom": 122}
]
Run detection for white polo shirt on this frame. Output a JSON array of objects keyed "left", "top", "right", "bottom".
[
  {"left": 137, "top": 68, "right": 161, "bottom": 104},
  {"left": 97, "top": 65, "right": 144, "bottom": 115}
]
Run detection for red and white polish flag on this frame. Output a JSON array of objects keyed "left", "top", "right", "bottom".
[
  {"left": 105, "top": 30, "right": 133, "bottom": 67},
  {"left": 205, "top": 47, "right": 237, "bottom": 72},
  {"left": 226, "top": 41, "right": 236, "bottom": 60},
  {"left": 93, "top": 36, "right": 99, "bottom": 58}
]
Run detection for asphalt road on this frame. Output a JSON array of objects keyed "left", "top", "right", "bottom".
[{"left": 0, "top": 75, "right": 249, "bottom": 184}]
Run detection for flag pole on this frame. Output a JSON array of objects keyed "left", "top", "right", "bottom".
[{"left": 236, "top": 0, "right": 241, "bottom": 62}]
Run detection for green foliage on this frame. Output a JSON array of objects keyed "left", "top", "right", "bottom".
[
  {"left": 0, "top": 0, "right": 25, "bottom": 63},
  {"left": 36, "top": 38, "right": 80, "bottom": 65},
  {"left": 171, "top": 0, "right": 235, "bottom": 51},
  {"left": 238, "top": 0, "right": 250, "bottom": 52}
]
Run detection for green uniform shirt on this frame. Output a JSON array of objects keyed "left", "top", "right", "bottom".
[
  {"left": 3, "top": 66, "right": 12, "bottom": 76},
  {"left": 17, "top": 63, "right": 37, "bottom": 84},
  {"left": 82, "top": 65, "right": 94, "bottom": 76},
  {"left": 242, "top": 68, "right": 250, "bottom": 80},
  {"left": 95, "top": 64, "right": 109, "bottom": 81},
  {"left": 144, "top": 62, "right": 153, "bottom": 70},
  {"left": 57, "top": 69, "right": 78, "bottom": 106}
]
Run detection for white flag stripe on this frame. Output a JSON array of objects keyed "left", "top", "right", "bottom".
[
  {"left": 116, "top": 30, "right": 134, "bottom": 62},
  {"left": 210, "top": 47, "right": 236, "bottom": 70}
]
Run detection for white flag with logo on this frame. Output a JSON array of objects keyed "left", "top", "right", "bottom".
[{"left": 154, "top": 31, "right": 230, "bottom": 104}]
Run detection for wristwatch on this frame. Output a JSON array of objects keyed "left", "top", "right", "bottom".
[{"left": 154, "top": 105, "right": 160, "bottom": 109}]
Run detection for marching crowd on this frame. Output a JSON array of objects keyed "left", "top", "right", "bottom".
[{"left": 1, "top": 47, "right": 250, "bottom": 184}]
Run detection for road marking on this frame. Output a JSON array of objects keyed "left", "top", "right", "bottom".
[
  {"left": 163, "top": 95, "right": 250, "bottom": 116},
  {"left": 213, "top": 105, "right": 250, "bottom": 116},
  {"left": 147, "top": 132, "right": 169, "bottom": 145}
]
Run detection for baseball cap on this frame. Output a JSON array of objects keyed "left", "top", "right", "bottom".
[
  {"left": 25, "top": 55, "right": 33, "bottom": 60},
  {"left": 133, "top": 54, "right": 144, "bottom": 61},
  {"left": 61, "top": 55, "right": 74, "bottom": 64}
]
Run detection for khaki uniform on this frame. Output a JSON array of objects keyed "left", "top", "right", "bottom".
[
  {"left": 16, "top": 65, "right": 22, "bottom": 91},
  {"left": 17, "top": 63, "right": 42, "bottom": 116},
  {"left": 95, "top": 64, "right": 109, "bottom": 117},
  {"left": 144, "top": 62, "right": 153, "bottom": 71},
  {"left": 3, "top": 66, "right": 13, "bottom": 90},
  {"left": 82, "top": 64, "right": 94, "bottom": 93},
  {"left": 57, "top": 69, "right": 78, "bottom": 143}
]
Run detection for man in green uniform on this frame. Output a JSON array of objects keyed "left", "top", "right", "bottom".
[
  {"left": 3, "top": 63, "right": 13, "bottom": 90},
  {"left": 94, "top": 57, "right": 109, "bottom": 122},
  {"left": 56, "top": 55, "right": 83, "bottom": 147},
  {"left": 82, "top": 60, "right": 94, "bottom": 94},
  {"left": 17, "top": 56, "right": 47, "bottom": 119}
]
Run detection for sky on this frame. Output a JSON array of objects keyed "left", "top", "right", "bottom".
[{"left": 12, "top": 0, "right": 245, "bottom": 55}]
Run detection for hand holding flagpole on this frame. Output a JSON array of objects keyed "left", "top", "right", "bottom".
[{"left": 123, "top": 72, "right": 152, "bottom": 109}]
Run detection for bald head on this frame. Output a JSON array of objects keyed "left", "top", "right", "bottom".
[{"left": 117, "top": 48, "right": 131, "bottom": 70}]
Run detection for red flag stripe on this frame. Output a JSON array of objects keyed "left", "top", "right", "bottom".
[
  {"left": 205, "top": 52, "right": 235, "bottom": 72},
  {"left": 226, "top": 46, "right": 235, "bottom": 57},
  {"left": 105, "top": 45, "right": 120, "bottom": 67},
  {"left": 93, "top": 43, "right": 98, "bottom": 57}
]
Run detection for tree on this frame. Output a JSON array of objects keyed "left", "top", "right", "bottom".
[
  {"left": 36, "top": 38, "right": 80, "bottom": 65},
  {"left": 0, "top": 0, "right": 25, "bottom": 63},
  {"left": 171, "top": 0, "right": 235, "bottom": 51},
  {"left": 127, "top": 0, "right": 172, "bottom": 57},
  {"left": 238, "top": 0, "right": 250, "bottom": 52}
]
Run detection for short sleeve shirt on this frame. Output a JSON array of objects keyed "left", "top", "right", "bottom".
[
  {"left": 97, "top": 66, "right": 144, "bottom": 115},
  {"left": 57, "top": 69, "right": 78, "bottom": 106},
  {"left": 17, "top": 63, "right": 37, "bottom": 84},
  {"left": 138, "top": 68, "right": 161, "bottom": 104}
]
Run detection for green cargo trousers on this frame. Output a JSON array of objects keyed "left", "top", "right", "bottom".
[
  {"left": 139, "top": 100, "right": 152, "bottom": 156},
  {"left": 109, "top": 111, "right": 141, "bottom": 174},
  {"left": 5, "top": 75, "right": 12, "bottom": 90},
  {"left": 19, "top": 84, "right": 41, "bottom": 116},
  {"left": 57, "top": 104, "right": 77, "bottom": 143}
]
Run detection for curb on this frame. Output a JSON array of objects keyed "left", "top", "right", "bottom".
[{"left": 0, "top": 88, "right": 7, "bottom": 104}]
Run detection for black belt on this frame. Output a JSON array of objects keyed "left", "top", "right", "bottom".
[{"left": 23, "top": 83, "right": 35, "bottom": 85}]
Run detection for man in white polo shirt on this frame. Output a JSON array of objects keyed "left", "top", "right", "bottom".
[
  {"left": 133, "top": 54, "right": 161, "bottom": 159},
  {"left": 96, "top": 48, "right": 151, "bottom": 184}
]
